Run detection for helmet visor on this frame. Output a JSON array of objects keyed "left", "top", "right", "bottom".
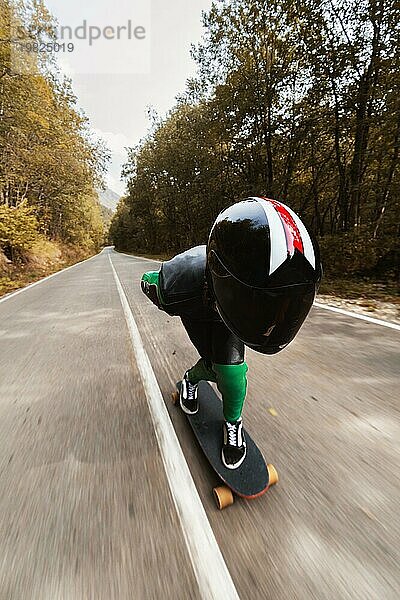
[{"left": 209, "top": 252, "right": 315, "bottom": 354}]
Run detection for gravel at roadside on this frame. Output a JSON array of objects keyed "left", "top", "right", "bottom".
[{"left": 316, "top": 294, "right": 400, "bottom": 325}]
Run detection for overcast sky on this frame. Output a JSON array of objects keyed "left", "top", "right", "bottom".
[{"left": 45, "top": 0, "right": 213, "bottom": 195}]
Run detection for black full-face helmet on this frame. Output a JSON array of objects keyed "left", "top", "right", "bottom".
[{"left": 207, "top": 197, "right": 322, "bottom": 354}]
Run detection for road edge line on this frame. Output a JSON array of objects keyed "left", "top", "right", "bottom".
[
  {"left": 0, "top": 252, "right": 102, "bottom": 305},
  {"left": 313, "top": 302, "right": 400, "bottom": 331},
  {"left": 112, "top": 249, "right": 161, "bottom": 263},
  {"left": 108, "top": 255, "right": 239, "bottom": 600}
]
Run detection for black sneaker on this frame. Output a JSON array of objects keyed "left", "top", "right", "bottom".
[
  {"left": 180, "top": 371, "right": 199, "bottom": 414},
  {"left": 222, "top": 419, "right": 247, "bottom": 469}
]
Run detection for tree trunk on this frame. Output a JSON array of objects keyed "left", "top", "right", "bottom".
[
  {"left": 373, "top": 101, "right": 400, "bottom": 238},
  {"left": 348, "top": 1, "right": 382, "bottom": 231}
]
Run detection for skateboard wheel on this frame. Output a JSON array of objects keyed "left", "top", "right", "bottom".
[
  {"left": 171, "top": 391, "right": 179, "bottom": 406},
  {"left": 267, "top": 463, "right": 279, "bottom": 486},
  {"left": 213, "top": 486, "right": 234, "bottom": 510}
]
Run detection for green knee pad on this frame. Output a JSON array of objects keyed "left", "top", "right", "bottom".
[{"left": 213, "top": 362, "right": 248, "bottom": 422}]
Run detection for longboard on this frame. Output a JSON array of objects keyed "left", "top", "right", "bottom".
[{"left": 172, "top": 381, "right": 278, "bottom": 509}]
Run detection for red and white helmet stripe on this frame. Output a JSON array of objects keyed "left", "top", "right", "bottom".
[{"left": 254, "top": 197, "right": 316, "bottom": 274}]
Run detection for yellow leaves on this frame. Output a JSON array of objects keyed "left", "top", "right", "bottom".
[
  {"left": 0, "top": 203, "right": 40, "bottom": 253},
  {"left": 26, "top": 110, "right": 50, "bottom": 130},
  {"left": 0, "top": 3, "right": 107, "bottom": 260}
]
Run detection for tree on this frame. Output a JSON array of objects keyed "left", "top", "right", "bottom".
[
  {"left": 112, "top": 0, "right": 399, "bottom": 278},
  {"left": 0, "top": 0, "right": 109, "bottom": 260}
]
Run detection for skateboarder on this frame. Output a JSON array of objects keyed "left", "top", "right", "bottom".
[{"left": 141, "top": 197, "right": 322, "bottom": 469}]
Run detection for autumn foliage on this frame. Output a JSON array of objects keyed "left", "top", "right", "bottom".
[
  {"left": 111, "top": 0, "right": 399, "bottom": 281},
  {"left": 0, "top": 0, "right": 108, "bottom": 277}
]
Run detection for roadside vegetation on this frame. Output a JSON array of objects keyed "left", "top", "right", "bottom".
[
  {"left": 0, "top": 1, "right": 109, "bottom": 296},
  {"left": 110, "top": 0, "right": 399, "bottom": 304}
]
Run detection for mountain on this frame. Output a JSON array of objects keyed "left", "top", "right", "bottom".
[
  {"left": 97, "top": 188, "right": 121, "bottom": 212},
  {"left": 100, "top": 205, "right": 114, "bottom": 229}
]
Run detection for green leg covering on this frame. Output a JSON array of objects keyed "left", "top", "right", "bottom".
[
  {"left": 187, "top": 359, "right": 217, "bottom": 384},
  {"left": 213, "top": 362, "right": 248, "bottom": 422}
]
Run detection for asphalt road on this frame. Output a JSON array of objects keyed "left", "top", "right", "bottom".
[{"left": 0, "top": 247, "right": 398, "bottom": 599}]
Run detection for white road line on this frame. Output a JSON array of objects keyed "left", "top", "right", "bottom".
[
  {"left": 0, "top": 253, "right": 100, "bottom": 306},
  {"left": 108, "top": 255, "right": 239, "bottom": 600},
  {"left": 112, "top": 249, "right": 161, "bottom": 263},
  {"left": 313, "top": 302, "right": 400, "bottom": 331}
]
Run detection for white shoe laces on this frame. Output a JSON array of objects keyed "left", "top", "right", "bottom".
[
  {"left": 187, "top": 381, "right": 196, "bottom": 400},
  {"left": 226, "top": 421, "right": 240, "bottom": 446},
  {"left": 185, "top": 374, "right": 197, "bottom": 400}
]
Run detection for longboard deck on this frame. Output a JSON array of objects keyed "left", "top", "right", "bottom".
[{"left": 176, "top": 381, "right": 270, "bottom": 498}]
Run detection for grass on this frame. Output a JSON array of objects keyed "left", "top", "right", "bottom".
[
  {"left": 0, "top": 240, "right": 95, "bottom": 298},
  {"left": 319, "top": 277, "right": 399, "bottom": 305}
]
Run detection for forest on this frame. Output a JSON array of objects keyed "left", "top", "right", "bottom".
[
  {"left": 110, "top": 0, "right": 399, "bottom": 284},
  {"left": 0, "top": 0, "right": 108, "bottom": 294}
]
